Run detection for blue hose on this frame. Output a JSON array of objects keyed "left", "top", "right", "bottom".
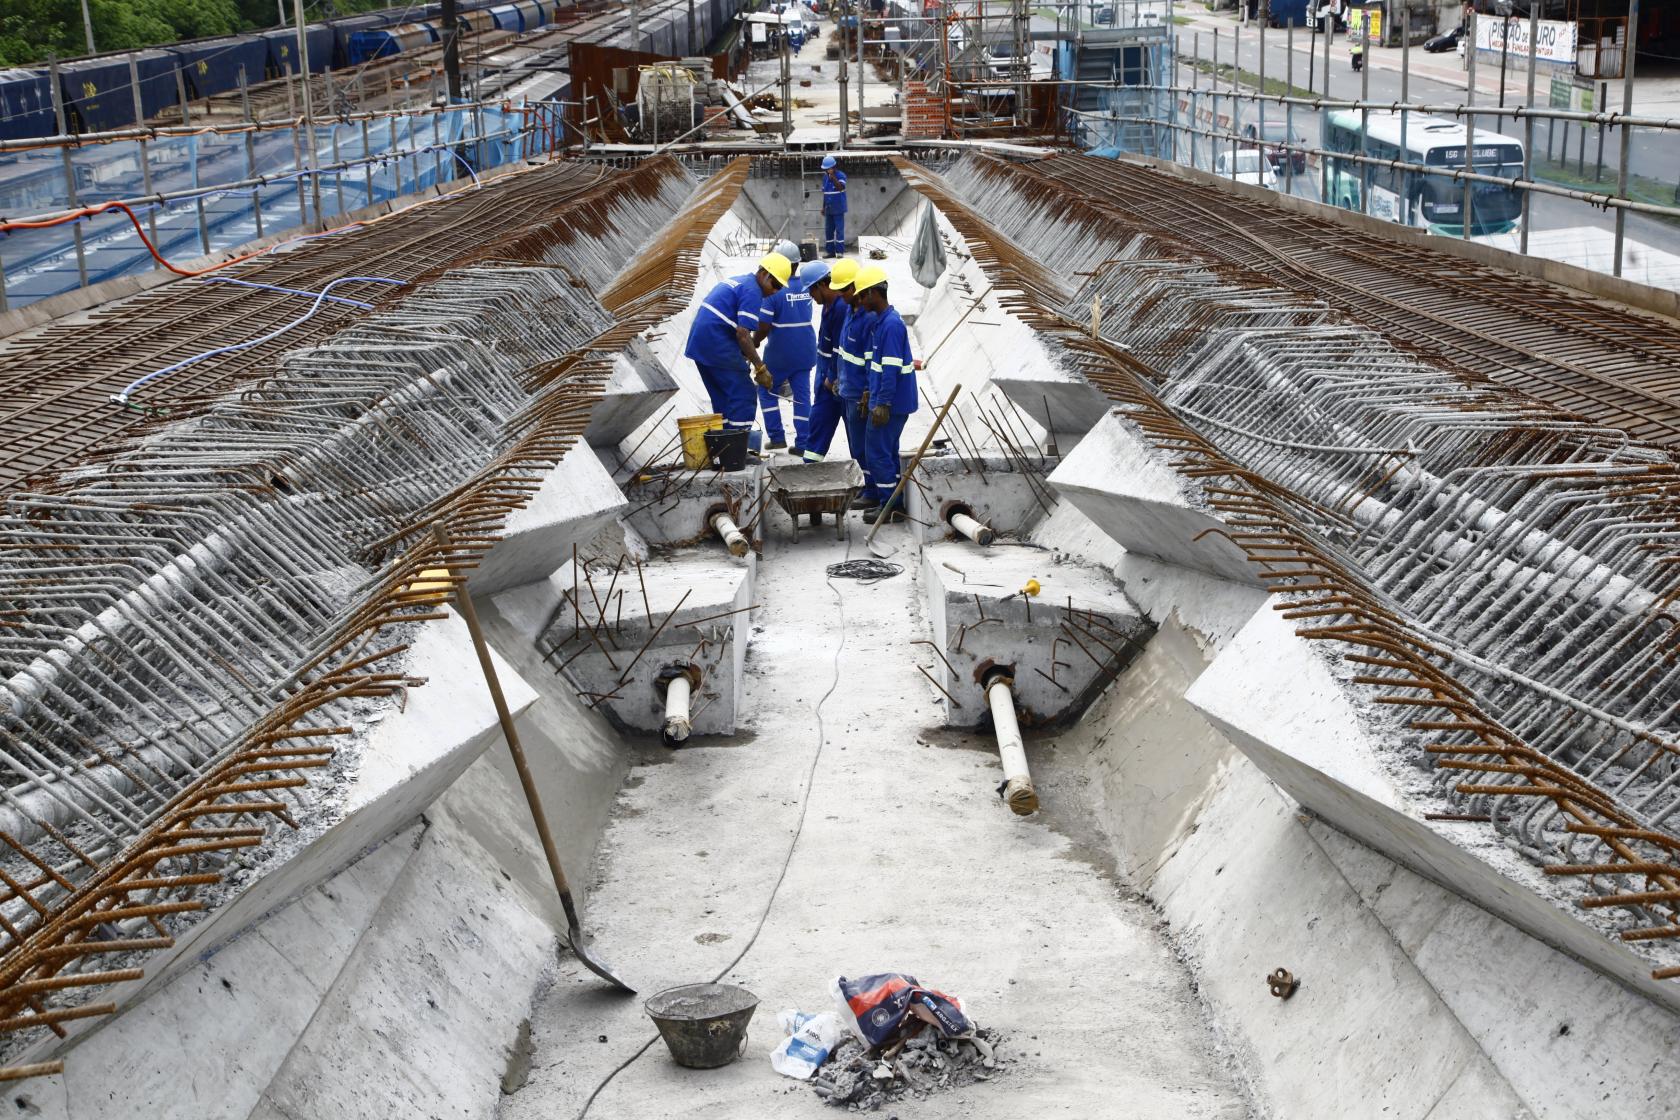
[{"left": 112, "top": 275, "right": 407, "bottom": 405}]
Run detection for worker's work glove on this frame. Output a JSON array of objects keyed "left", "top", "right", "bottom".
[
  {"left": 870, "top": 404, "right": 892, "bottom": 427},
  {"left": 912, "top": 359, "right": 924, "bottom": 371},
  {"left": 823, "top": 378, "right": 838, "bottom": 396},
  {"left": 752, "top": 364, "right": 773, "bottom": 390}
]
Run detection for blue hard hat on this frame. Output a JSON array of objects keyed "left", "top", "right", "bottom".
[
  {"left": 799, "top": 259, "right": 832, "bottom": 285},
  {"left": 821, "top": 155, "right": 837, "bottom": 169}
]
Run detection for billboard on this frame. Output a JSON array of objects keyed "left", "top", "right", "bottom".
[{"left": 1476, "top": 17, "right": 1578, "bottom": 66}]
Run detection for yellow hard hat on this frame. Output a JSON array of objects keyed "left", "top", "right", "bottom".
[
  {"left": 852, "top": 263, "right": 888, "bottom": 294},
  {"left": 758, "top": 253, "right": 792, "bottom": 286},
  {"left": 829, "top": 258, "right": 860, "bottom": 290}
]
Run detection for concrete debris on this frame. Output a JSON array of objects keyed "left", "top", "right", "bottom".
[{"left": 811, "top": 1027, "right": 1008, "bottom": 1111}]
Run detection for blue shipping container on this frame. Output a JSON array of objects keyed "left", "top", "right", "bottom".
[
  {"left": 0, "top": 69, "right": 55, "bottom": 142},
  {"left": 168, "top": 36, "right": 272, "bottom": 98},
  {"left": 261, "top": 26, "right": 336, "bottom": 77},
  {"left": 58, "top": 49, "right": 179, "bottom": 132}
]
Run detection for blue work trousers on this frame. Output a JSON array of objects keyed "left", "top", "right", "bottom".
[
  {"left": 758, "top": 366, "right": 812, "bottom": 448},
  {"left": 804, "top": 381, "right": 845, "bottom": 458},
  {"left": 842, "top": 397, "right": 869, "bottom": 485},
  {"left": 696, "top": 362, "right": 759, "bottom": 449},
  {"left": 863, "top": 412, "right": 909, "bottom": 507},
  {"left": 823, "top": 212, "right": 846, "bottom": 257}
]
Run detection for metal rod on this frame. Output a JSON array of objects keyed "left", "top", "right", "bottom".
[
  {"left": 1612, "top": 0, "right": 1640, "bottom": 278},
  {"left": 47, "top": 56, "right": 89, "bottom": 291}
]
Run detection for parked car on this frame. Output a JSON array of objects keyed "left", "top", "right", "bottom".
[
  {"left": 1424, "top": 24, "right": 1463, "bottom": 52},
  {"left": 1215, "top": 148, "right": 1280, "bottom": 190},
  {"left": 1093, "top": 6, "right": 1115, "bottom": 24},
  {"left": 1241, "top": 120, "right": 1308, "bottom": 173}
]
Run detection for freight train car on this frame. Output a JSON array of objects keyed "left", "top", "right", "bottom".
[
  {"left": 259, "top": 25, "right": 336, "bottom": 77},
  {"left": 0, "top": 69, "right": 54, "bottom": 141},
  {"left": 57, "top": 49, "right": 180, "bottom": 132},
  {"left": 348, "top": 22, "right": 443, "bottom": 66},
  {"left": 170, "top": 35, "right": 271, "bottom": 97}
]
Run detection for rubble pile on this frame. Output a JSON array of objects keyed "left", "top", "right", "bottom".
[{"left": 812, "top": 1027, "right": 1009, "bottom": 1111}]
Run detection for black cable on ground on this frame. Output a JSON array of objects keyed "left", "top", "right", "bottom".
[
  {"left": 825, "top": 557, "right": 903, "bottom": 583},
  {"left": 576, "top": 541, "right": 853, "bottom": 1119}
]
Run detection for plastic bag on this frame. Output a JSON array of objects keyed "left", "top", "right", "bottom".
[
  {"left": 769, "top": 1009, "right": 844, "bottom": 1079},
  {"left": 831, "top": 973, "right": 972, "bottom": 1048},
  {"left": 909, "top": 200, "right": 947, "bottom": 290}
]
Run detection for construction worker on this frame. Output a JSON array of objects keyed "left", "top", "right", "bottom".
[
  {"left": 856, "top": 267, "right": 916, "bottom": 523},
  {"left": 754, "top": 259, "right": 831, "bottom": 451},
  {"left": 683, "top": 254, "right": 792, "bottom": 451},
  {"left": 821, "top": 156, "right": 847, "bottom": 258},
  {"left": 836, "top": 264, "right": 881, "bottom": 503},
  {"left": 801, "top": 257, "right": 857, "bottom": 461}
]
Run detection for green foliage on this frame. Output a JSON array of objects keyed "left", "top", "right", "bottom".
[{"left": 0, "top": 0, "right": 409, "bottom": 67}]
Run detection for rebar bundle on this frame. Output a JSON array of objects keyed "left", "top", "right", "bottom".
[
  {"left": 0, "top": 154, "right": 750, "bottom": 1069},
  {"left": 899, "top": 151, "right": 1680, "bottom": 982}
]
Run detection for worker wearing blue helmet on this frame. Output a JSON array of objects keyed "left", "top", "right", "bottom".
[
  {"left": 820, "top": 155, "right": 847, "bottom": 258},
  {"left": 753, "top": 258, "right": 832, "bottom": 452}
]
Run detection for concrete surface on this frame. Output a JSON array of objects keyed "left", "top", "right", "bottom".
[
  {"left": 1050, "top": 408, "right": 1263, "bottom": 587},
  {"left": 921, "top": 539, "right": 1150, "bottom": 726},
  {"left": 583, "top": 338, "right": 680, "bottom": 449},
  {"left": 1186, "top": 600, "right": 1680, "bottom": 1017},
  {"left": 472, "top": 438, "right": 630, "bottom": 594},
  {"left": 501, "top": 520, "right": 1253, "bottom": 1120}
]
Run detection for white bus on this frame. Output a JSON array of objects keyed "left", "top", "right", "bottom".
[{"left": 1324, "top": 110, "right": 1526, "bottom": 237}]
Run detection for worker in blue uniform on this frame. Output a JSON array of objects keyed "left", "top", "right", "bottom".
[
  {"left": 754, "top": 259, "right": 831, "bottom": 452},
  {"left": 821, "top": 155, "right": 847, "bottom": 258},
  {"left": 856, "top": 268, "right": 917, "bottom": 523},
  {"left": 835, "top": 264, "right": 882, "bottom": 505},
  {"left": 683, "top": 253, "right": 792, "bottom": 450},
  {"left": 801, "top": 257, "right": 857, "bottom": 462}
]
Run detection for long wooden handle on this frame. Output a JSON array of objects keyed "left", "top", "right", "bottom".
[{"left": 866, "top": 383, "right": 961, "bottom": 548}]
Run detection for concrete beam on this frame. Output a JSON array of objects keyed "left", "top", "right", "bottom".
[
  {"left": 583, "top": 338, "right": 679, "bottom": 449},
  {"left": 470, "top": 440, "right": 629, "bottom": 595},
  {"left": 1185, "top": 599, "right": 1680, "bottom": 1017},
  {"left": 1048, "top": 408, "right": 1261, "bottom": 587}
]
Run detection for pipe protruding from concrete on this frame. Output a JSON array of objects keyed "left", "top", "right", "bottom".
[
  {"left": 983, "top": 669, "right": 1037, "bottom": 815},
  {"left": 661, "top": 669, "right": 695, "bottom": 746},
  {"left": 710, "top": 510, "right": 749, "bottom": 557},
  {"left": 948, "top": 508, "right": 996, "bottom": 546}
]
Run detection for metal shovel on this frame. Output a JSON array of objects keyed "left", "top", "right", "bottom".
[
  {"left": 866, "top": 383, "right": 962, "bottom": 560},
  {"left": 431, "top": 526, "right": 636, "bottom": 994}
]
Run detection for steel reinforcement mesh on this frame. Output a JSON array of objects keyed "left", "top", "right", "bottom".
[
  {"left": 898, "top": 151, "right": 1680, "bottom": 985},
  {"left": 0, "top": 155, "right": 749, "bottom": 1072}
]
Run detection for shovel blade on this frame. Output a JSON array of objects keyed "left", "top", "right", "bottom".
[{"left": 566, "top": 925, "right": 636, "bottom": 994}]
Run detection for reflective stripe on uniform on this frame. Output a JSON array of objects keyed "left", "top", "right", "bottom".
[{"left": 701, "top": 302, "right": 736, "bottom": 326}]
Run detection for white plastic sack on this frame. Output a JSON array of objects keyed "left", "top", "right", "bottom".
[
  {"left": 769, "top": 1009, "right": 844, "bottom": 1079},
  {"left": 909, "top": 200, "right": 947, "bottom": 290}
]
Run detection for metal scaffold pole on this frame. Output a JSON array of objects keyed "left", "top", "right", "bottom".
[
  {"left": 293, "top": 0, "right": 324, "bottom": 231},
  {"left": 1612, "top": 0, "right": 1640, "bottom": 278}
]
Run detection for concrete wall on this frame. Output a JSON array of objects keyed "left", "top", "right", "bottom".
[{"left": 1033, "top": 501, "right": 1680, "bottom": 1120}]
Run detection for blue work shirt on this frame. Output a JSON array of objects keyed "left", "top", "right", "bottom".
[
  {"left": 760, "top": 276, "right": 818, "bottom": 374},
  {"left": 821, "top": 168, "right": 847, "bottom": 215},
  {"left": 866, "top": 306, "right": 917, "bottom": 415},
  {"left": 835, "top": 306, "right": 876, "bottom": 400},
  {"left": 815, "top": 297, "right": 849, "bottom": 385},
  {"left": 684, "top": 273, "right": 764, "bottom": 372}
]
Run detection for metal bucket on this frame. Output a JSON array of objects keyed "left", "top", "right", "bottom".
[{"left": 644, "top": 983, "right": 759, "bottom": 1069}]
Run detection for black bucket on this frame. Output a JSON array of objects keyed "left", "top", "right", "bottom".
[
  {"left": 704, "top": 428, "right": 750, "bottom": 472},
  {"left": 644, "top": 983, "right": 759, "bottom": 1069}
]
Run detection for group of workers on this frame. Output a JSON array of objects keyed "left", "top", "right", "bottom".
[{"left": 681, "top": 163, "right": 917, "bottom": 524}]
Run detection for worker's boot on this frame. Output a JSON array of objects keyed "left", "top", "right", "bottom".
[
  {"left": 849, "top": 495, "right": 877, "bottom": 511},
  {"left": 862, "top": 504, "right": 905, "bottom": 525},
  {"left": 766, "top": 439, "right": 788, "bottom": 451}
]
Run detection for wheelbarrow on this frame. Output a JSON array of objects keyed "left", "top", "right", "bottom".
[{"left": 767, "top": 460, "right": 865, "bottom": 542}]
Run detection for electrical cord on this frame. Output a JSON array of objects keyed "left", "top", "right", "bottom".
[
  {"left": 575, "top": 539, "right": 854, "bottom": 1119},
  {"left": 825, "top": 557, "right": 903, "bottom": 583},
  {"left": 112, "top": 274, "right": 407, "bottom": 404}
]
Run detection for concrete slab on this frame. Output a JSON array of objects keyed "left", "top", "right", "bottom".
[
  {"left": 1048, "top": 408, "right": 1261, "bottom": 586},
  {"left": 921, "top": 539, "right": 1150, "bottom": 727},
  {"left": 27, "top": 608, "right": 540, "bottom": 1057},
  {"left": 904, "top": 451, "right": 1059, "bottom": 548},
  {"left": 500, "top": 516, "right": 1252, "bottom": 1120},
  {"left": 1184, "top": 600, "right": 1680, "bottom": 1018},
  {"left": 471, "top": 438, "right": 630, "bottom": 595},
  {"left": 583, "top": 338, "right": 681, "bottom": 449},
  {"left": 619, "top": 463, "right": 766, "bottom": 554},
  {"left": 542, "top": 553, "right": 753, "bottom": 737}
]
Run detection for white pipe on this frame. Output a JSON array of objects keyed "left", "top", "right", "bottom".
[
  {"left": 949, "top": 510, "right": 995, "bottom": 546},
  {"left": 711, "top": 511, "right": 749, "bottom": 558},
  {"left": 663, "top": 675, "right": 693, "bottom": 744},
  {"left": 986, "top": 675, "right": 1037, "bottom": 815}
]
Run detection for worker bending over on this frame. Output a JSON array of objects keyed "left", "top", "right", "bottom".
[
  {"left": 821, "top": 156, "right": 847, "bottom": 258},
  {"left": 755, "top": 259, "right": 831, "bottom": 452},
  {"left": 683, "top": 254, "right": 791, "bottom": 449},
  {"left": 857, "top": 269, "right": 916, "bottom": 524},
  {"left": 801, "top": 258, "right": 857, "bottom": 462}
]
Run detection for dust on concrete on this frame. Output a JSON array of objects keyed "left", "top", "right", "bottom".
[{"left": 813, "top": 1027, "right": 1011, "bottom": 1111}]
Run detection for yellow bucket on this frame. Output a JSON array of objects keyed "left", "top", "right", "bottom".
[{"left": 678, "top": 414, "right": 723, "bottom": 469}]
